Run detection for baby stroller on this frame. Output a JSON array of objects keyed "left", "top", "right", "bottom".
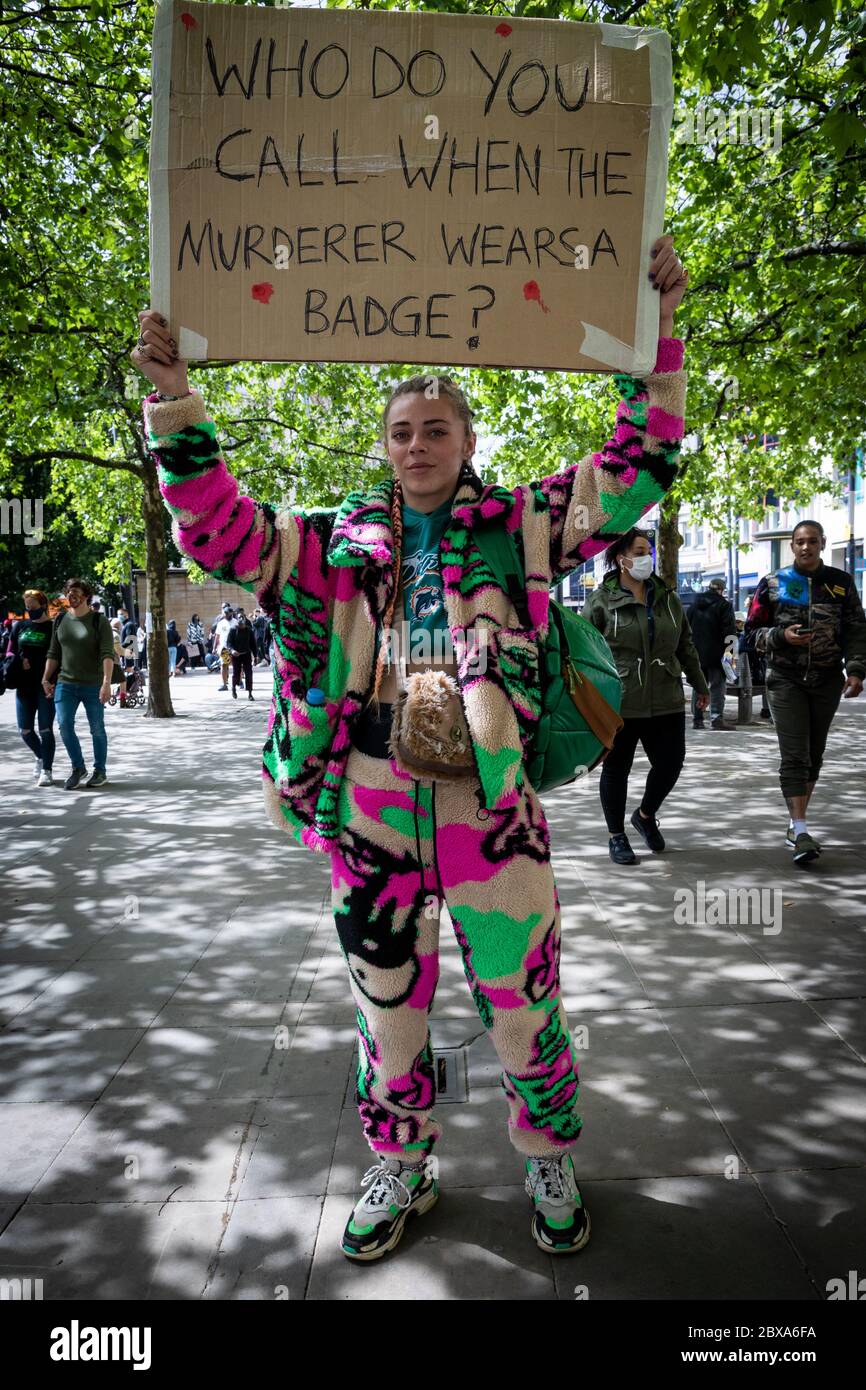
[{"left": 108, "top": 663, "right": 147, "bottom": 709}]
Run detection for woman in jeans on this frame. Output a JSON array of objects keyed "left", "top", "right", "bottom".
[
  {"left": 131, "top": 234, "right": 689, "bottom": 1263},
  {"left": 166, "top": 619, "right": 181, "bottom": 675},
  {"left": 583, "top": 530, "right": 709, "bottom": 864},
  {"left": 5, "top": 588, "right": 57, "bottom": 786}
]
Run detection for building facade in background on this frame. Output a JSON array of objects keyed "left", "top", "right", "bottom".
[{"left": 560, "top": 442, "right": 864, "bottom": 614}]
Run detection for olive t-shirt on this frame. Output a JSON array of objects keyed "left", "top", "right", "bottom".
[{"left": 47, "top": 611, "right": 115, "bottom": 685}]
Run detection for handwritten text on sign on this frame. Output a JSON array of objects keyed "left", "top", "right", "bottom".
[{"left": 150, "top": 2, "right": 671, "bottom": 370}]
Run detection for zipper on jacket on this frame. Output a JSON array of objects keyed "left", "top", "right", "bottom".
[{"left": 806, "top": 575, "right": 812, "bottom": 681}]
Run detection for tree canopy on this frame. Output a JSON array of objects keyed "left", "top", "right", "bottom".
[{"left": 1, "top": 0, "right": 863, "bottom": 596}]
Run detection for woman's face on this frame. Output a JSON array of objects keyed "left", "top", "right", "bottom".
[
  {"left": 620, "top": 536, "right": 652, "bottom": 571},
  {"left": 385, "top": 393, "right": 475, "bottom": 503}
]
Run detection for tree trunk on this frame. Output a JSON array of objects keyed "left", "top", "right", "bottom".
[
  {"left": 141, "top": 460, "right": 174, "bottom": 718},
  {"left": 657, "top": 492, "right": 682, "bottom": 592}
]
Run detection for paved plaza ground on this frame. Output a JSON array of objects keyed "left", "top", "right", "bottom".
[{"left": 1, "top": 667, "right": 864, "bottom": 1301}]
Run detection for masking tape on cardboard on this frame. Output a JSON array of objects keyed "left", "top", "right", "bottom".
[
  {"left": 600, "top": 23, "right": 674, "bottom": 375},
  {"left": 178, "top": 327, "right": 210, "bottom": 359},
  {"left": 149, "top": 0, "right": 172, "bottom": 333},
  {"left": 149, "top": 1, "right": 210, "bottom": 360},
  {"left": 579, "top": 323, "right": 648, "bottom": 373}
]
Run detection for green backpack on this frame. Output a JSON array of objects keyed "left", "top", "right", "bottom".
[{"left": 474, "top": 523, "right": 623, "bottom": 793}]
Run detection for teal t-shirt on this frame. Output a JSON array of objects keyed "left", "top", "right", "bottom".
[{"left": 400, "top": 497, "right": 453, "bottom": 665}]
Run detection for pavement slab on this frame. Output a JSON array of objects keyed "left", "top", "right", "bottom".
[{"left": 1, "top": 671, "right": 863, "bottom": 1300}]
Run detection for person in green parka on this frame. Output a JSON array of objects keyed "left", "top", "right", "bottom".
[{"left": 583, "top": 528, "right": 710, "bottom": 864}]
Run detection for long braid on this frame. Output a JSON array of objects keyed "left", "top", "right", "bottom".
[{"left": 367, "top": 477, "right": 404, "bottom": 713}]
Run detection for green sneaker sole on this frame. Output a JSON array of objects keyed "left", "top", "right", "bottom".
[{"left": 341, "top": 1183, "right": 438, "bottom": 1262}]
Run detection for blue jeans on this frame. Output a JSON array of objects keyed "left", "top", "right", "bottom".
[
  {"left": 168, "top": 644, "right": 177, "bottom": 673},
  {"left": 55, "top": 681, "right": 108, "bottom": 772},
  {"left": 16, "top": 687, "right": 57, "bottom": 770}
]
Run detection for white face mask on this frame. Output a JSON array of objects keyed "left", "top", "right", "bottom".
[{"left": 624, "top": 554, "right": 654, "bottom": 580}]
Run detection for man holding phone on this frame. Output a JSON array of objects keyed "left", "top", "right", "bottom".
[{"left": 745, "top": 521, "right": 866, "bottom": 864}]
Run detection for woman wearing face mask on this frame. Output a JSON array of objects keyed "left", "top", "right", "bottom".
[
  {"left": 4, "top": 589, "right": 58, "bottom": 786},
  {"left": 583, "top": 530, "right": 710, "bottom": 864}
]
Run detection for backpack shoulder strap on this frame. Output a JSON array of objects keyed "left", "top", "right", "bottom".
[{"left": 474, "top": 522, "right": 532, "bottom": 629}]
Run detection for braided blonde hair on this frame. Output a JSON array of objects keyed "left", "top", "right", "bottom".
[{"left": 366, "top": 477, "right": 405, "bottom": 714}]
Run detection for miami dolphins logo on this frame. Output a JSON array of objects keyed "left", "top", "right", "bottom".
[{"left": 411, "top": 584, "right": 443, "bottom": 621}]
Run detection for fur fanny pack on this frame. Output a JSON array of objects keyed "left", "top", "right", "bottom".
[{"left": 388, "top": 670, "right": 476, "bottom": 782}]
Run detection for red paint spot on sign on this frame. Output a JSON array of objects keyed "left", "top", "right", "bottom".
[
  {"left": 523, "top": 281, "right": 550, "bottom": 314},
  {"left": 495, "top": 23, "right": 513, "bottom": 37},
  {"left": 252, "top": 283, "right": 274, "bottom": 305},
  {"left": 180, "top": 13, "right": 197, "bottom": 31}
]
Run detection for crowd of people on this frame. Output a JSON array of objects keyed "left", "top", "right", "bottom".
[
  {"left": 1, "top": 584, "right": 274, "bottom": 788},
  {"left": 1, "top": 547, "right": 860, "bottom": 840}
]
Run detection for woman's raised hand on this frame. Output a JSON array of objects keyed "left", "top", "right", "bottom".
[
  {"left": 650, "top": 235, "right": 689, "bottom": 324},
  {"left": 130, "top": 308, "right": 190, "bottom": 395}
]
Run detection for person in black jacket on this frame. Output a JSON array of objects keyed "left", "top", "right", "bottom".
[
  {"left": 745, "top": 520, "right": 866, "bottom": 864},
  {"left": 227, "top": 608, "right": 256, "bottom": 700},
  {"left": 687, "top": 578, "right": 736, "bottom": 730},
  {"left": 4, "top": 588, "right": 57, "bottom": 786},
  {"left": 252, "top": 607, "right": 271, "bottom": 666}
]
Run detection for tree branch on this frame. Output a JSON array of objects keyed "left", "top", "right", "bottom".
[
  {"left": 221, "top": 415, "right": 383, "bottom": 465},
  {"left": 8, "top": 449, "right": 144, "bottom": 478},
  {"left": 0, "top": 60, "right": 147, "bottom": 97},
  {"left": 604, "top": 1, "right": 647, "bottom": 23},
  {"left": 700, "top": 300, "right": 796, "bottom": 347},
  {"left": 693, "top": 240, "right": 866, "bottom": 294}
]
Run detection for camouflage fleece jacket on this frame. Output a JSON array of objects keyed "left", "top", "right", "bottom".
[
  {"left": 745, "top": 562, "right": 866, "bottom": 686},
  {"left": 143, "top": 338, "right": 687, "bottom": 855}
]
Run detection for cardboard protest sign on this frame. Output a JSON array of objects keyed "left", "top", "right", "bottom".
[{"left": 149, "top": 0, "right": 673, "bottom": 373}]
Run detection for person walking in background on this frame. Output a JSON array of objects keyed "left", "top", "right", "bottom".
[
  {"left": 745, "top": 520, "right": 866, "bottom": 865},
  {"left": 227, "top": 608, "right": 255, "bottom": 701},
  {"left": 212, "top": 606, "right": 234, "bottom": 690},
  {"left": 735, "top": 610, "right": 771, "bottom": 721},
  {"left": 187, "top": 613, "right": 207, "bottom": 667},
  {"left": 42, "top": 578, "right": 115, "bottom": 789},
  {"left": 583, "top": 529, "right": 710, "bottom": 864},
  {"left": 4, "top": 588, "right": 57, "bottom": 786},
  {"left": 120, "top": 609, "right": 137, "bottom": 673},
  {"left": 109, "top": 611, "right": 128, "bottom": 707},
  {"left": 687, "top": 577, "right": 737, "bottom": 730},
  {"left": 252, "top": 607, "right": 271, "bottom": 666},
  {"left": 136, "top": 619, "right": 147, "bottom": 671},
  {"left": 165, "top": 619, "right": 181, "bottom": 676}
]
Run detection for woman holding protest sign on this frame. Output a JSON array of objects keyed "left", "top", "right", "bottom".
[{"left": 132, "top": 233, "right": 689, "bottom": 1263}]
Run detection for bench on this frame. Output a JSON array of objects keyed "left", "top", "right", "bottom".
[{"left": 725, "top": 665, "right": 768, "bottom": 724}]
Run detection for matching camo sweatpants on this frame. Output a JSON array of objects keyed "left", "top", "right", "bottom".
[{"left": 330, "top": 746, "right": 583, "bottom": 1164}]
